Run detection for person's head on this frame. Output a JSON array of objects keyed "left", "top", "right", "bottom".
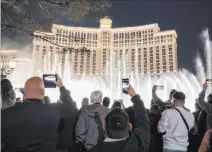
[
  {"left": 103, "top": 97, "right": 110, "bottom": 107},
  {"left": 16, "top": 97, "right": 22, "bottom": 103},
  {"left": 1, "top": 79, "right": 16, "bottom": 108},
  {"left": 207, "top": 93, "right": 212, "bottom": 104},
  {"left": 81, "top": 97, "right": 89, "bottom": 107},
  {"left": 149, "top": 104, "right": 161, "bottom": 115},
  {"left": 90, "top": 90, "right": 103, "bottom": 104},
  {"left": 111, "top": 101, "right": 121, "bottom": 109},
  {"left": 169, "top": 89, "right": 177, "bottom": 100},
  {"left": 105, "top": 108, "right": 131, "bottom": 139},
  {"left": 172, "top": 91, "right": 185, "bottom": 107},
  {"left": 24, "top": 77, "right": 45, "bottom": 100},
  {"left": 44, "top": 96, "right": 51, "bottom": 104}
]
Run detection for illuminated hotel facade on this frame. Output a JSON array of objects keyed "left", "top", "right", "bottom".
[{"left": 32, "top": 17, "right": 178, "bottom": 77}]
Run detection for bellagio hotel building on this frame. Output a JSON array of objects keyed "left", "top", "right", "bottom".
[{"left": 32, "top": 17, "right": 178, "bottom": 77}]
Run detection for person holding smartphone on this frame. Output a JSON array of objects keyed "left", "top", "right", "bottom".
[
  {"left": 197, "top": 81, "right": 212, "bottom": 131},
  {"left": 1, "top": 76, "right": 78, "bottom": 152},
  {"left": 89, "top": 85, "right": 150, "bottom": 152}
]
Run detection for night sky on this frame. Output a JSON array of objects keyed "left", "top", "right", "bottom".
[
  {"left": 79, "top": 0, "right": 212, "bottom": 73},
  {"left": 3, "top": 0, "right": 212, "bottom": 74}
]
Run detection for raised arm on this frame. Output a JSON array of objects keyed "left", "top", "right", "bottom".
[
  {"left": 197, "top": 82, "right": 212, "bottom": 113},
  {"left": 152, "top": 85, "right": 166, "bottom": 111},
  {"left": 127, "top": 86, "right": 150, "bottom": 151},
  {"left": 56, "top": 77, "right": 78, "bottom": 119}
]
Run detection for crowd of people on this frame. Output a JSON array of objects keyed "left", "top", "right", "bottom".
[{"left": 1, "top": 76, "right": 212, "bottom": 152}]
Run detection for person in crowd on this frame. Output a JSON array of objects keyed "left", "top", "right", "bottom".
[
  {"left": 1, "top": 79, "right": 16, "bottom": 109},
  {"left": 199, "top": 129, "right": 212, "bottom": 152},
  {"left": 152, "top": 85, "right": 176, "bottom": 112},
  {"left": 148, "top": 104, "right": 163, "bottom": 152},
  {"left": 124, "top": 105, "right": 135, "bottom": 129},
  {"left": 79, "top": 97, "right": 89, "bottom": 114},
  {"left": 119, "top": 99, "right": 126, "bottom": 109},
  {"left": 1, "top": 76, "right": 78, "bottom": 152},
  {"left": 111, "top": 100, "right": 122, "bottom": 109},
  {"left": 197, "top": 82, "right": 212, "bottom": 131},
  {"left": 14, "top": 97, "right": 22, "bottom": 106},
  {"left": 76, "top": 90, "right": 110, "bottom": 151},
  {"left": 198, "top": 109, "right": 207, "bottom": 138},
  {"left": 158, "top": 91, "right": 194, "bottom": 152},
  {"left": 103, "top": 97, "right": 110, "bottom": 108},
  {"left": 81, "top": 97, "right": 89, "bottom": 108},
  {"left": 57, "top": 97, "right": 78, "bottom": 151},
  {"left": 188, "top": 102, "right": 204, "bottom": 152},
  {"left": 44, "top": 96, "right": 51, "bottom": 104},
  {"left": 89, "top": 85, "right": 150, "bottom": 152}
]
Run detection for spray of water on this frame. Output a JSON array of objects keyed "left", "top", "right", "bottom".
[{"left": 11, "top": 29, "right": 212, "bottom": 111}]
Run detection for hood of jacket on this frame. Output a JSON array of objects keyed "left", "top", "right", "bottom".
[{"left": 82, "top": 103, "right": 109, "bottom": 118}]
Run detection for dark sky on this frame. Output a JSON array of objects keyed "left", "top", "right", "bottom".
[{"left": 79, "top": 0, "right": 212, "bottom": 73}]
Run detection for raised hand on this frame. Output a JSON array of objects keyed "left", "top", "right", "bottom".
[
  {"left": 202, "top": 82, "right": 208, "bottom": 90},
  {"left": 127, "top": 85, "right": 137, "bottom": 97},
  {"left": 152, "top": 85, "right": 157, "bottom": 92}
]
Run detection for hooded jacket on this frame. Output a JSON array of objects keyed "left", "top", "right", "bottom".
[
  {"left": 89, "top": 95, "right": 150, "bottom": 152},
  {"left": 76, "top": 103, "right": 109, "bottom": 150}
]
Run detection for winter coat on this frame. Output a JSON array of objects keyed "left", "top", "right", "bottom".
[{"left": 76, "top": 103, "right": 109, "bottom": 150}]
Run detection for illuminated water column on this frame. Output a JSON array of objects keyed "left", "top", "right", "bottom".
[
  {"left": 163, "top": 79, "right": 168, "bottom": 101},
  {"left": 63, "top": 52, "right": 69, "bottom": 82},
  {"left": 117, "top": 60, "right": 121, "bottom": 99},
  {"left": 109, "top": 48, "right": 114, "bottom": 98},
  {"left": 43, "top": 55, "right": 47, "bottom": 74},
  {"left": 53, "top": 52, "right": 58, "bottom": 74},
  {"left": 135, "top": 45, "right": 140, "bottom": 89},
  {"left": 122, "top": 48, "right": 127, "bottom": 78},
  {"left": 48, "top": 51, "right": 51, "bottom": 73}
]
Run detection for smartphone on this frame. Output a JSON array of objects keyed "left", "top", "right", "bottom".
[
  {"left": 43, "top": 74, "right": 57, "bottom": 88},
  {"left": 157, "top": 85, "right": 164, "bottom": 90},
  {"left": 206, "top": 79, "right": 212, "bottom": 84},
  {"left": 122, "top": 78, "right": 129, "bottom": 94}
]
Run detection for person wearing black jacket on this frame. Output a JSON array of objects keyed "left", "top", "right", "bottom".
[
  {"left": 89, "top": 85, "right": 150, "bottom": 152},
  {"left": 57, "top": 90, "right": 78, "bottom": 152},
  {"left": 148, "top": 104, "right": 163, "bottom": 152},
  {"left": 1, "top": 76, "right": 78, "bottom": 152}
]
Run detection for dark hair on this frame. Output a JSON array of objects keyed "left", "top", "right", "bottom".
[
  {"left": 44, "top": 96, "right": 51, "bottom": 104},
  {"left": 82, "top": 98, "right": 89, "bottom": 106},
  {"left": 103, "top": 97, "right": 110, "bottom": 107},
  {"left": 111, "top": 101, "right": 121, "bottom": 109},
  {"left": 208, "top": 94, "right": 212, "bottom": 104},
  {"left": 170, "top": 89, "right": 177, "bottom": 97},
  {"left": 172, "top": 91, "right": 185, "bottom": 100},
  {"left": 16, "top": 97, "right": 21, "bottom": 102},
  {"left": 150, "top": 104, "right": 161, "bottom": 115},
  {"left": 1, "top": 79, "right": 15, "bottom": 108},
  {"left": 105, "top": 108, "right": 129, "bottom": 139}
]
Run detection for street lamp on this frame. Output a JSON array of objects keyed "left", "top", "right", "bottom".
[{"left": 1, "top": 58, "right": 17, "bottom": 79}]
